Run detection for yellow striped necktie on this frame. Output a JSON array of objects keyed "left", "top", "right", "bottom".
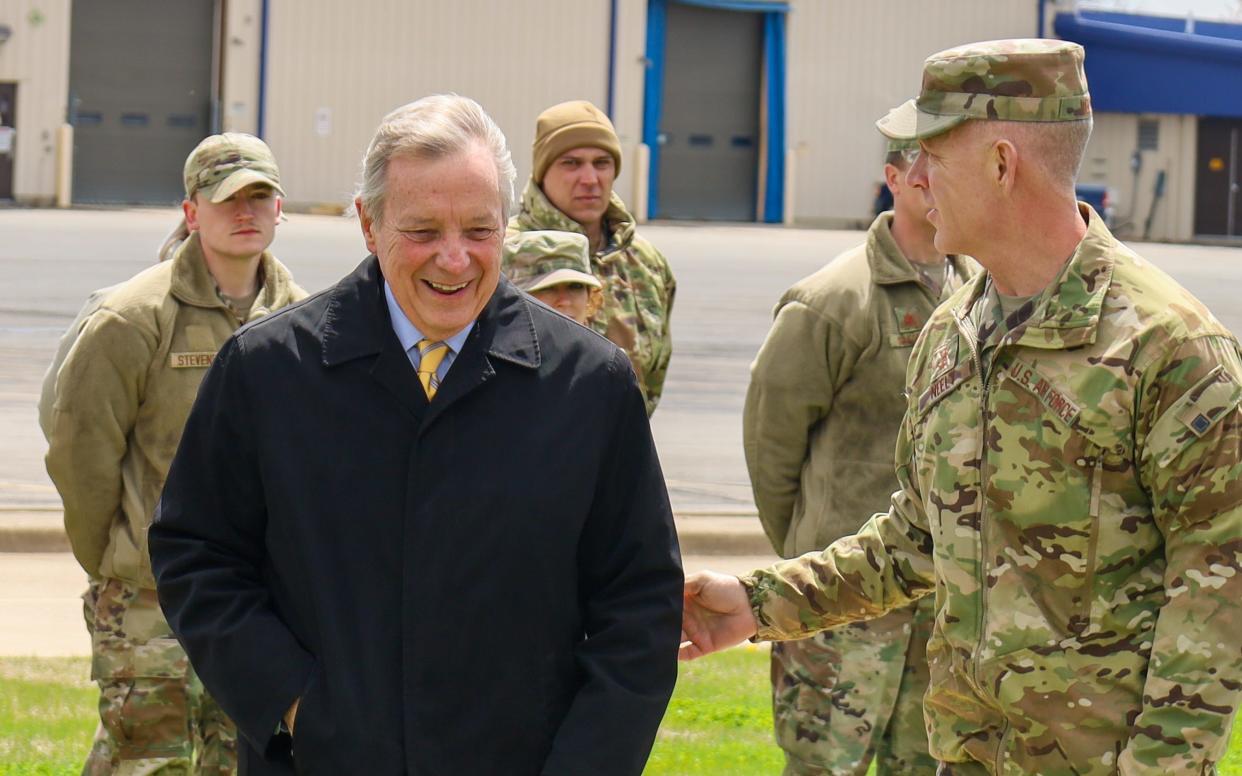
[{"left": 416, "top": 339, "right": 449, "bottom": 400}]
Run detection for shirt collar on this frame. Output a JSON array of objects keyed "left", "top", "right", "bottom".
[{"left": 383, "top": 280, "right": 474, "bottom": 355}]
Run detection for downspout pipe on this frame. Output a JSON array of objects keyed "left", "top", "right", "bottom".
[
  {"left": 607, "top": 0, "right": 618, "bottom": 117},
  {"left": 257, "top": 0, "right": 270, "bottom": 138}
]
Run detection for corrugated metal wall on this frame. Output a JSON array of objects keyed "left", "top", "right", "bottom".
[
  {"left": 786, "top": 0, "right": 1040, "bottom": 227},
  {"left": 1080, "top": 112, "right": 1196, "bottom": 241},
  {"left": 0, "top": 0, "right": 70, "bottom": 202},
  {"left": 264, "top": 0, "right": 612, "bottom": 209},
  {"left": 613, "top": 0, "right": 649, "bottom": 209}
]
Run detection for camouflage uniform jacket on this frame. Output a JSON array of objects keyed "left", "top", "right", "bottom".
[
  {"left": 508, "top": 179, "right": 675, "bottom": 415},
  {"left": 46, "top": 233, "right": 305, "bottom": 586},
  {"left": 745, "top": 212, "right": 976, "bottom": 557},
  {"left": 744, "top": 207, "right": 1242, "bottom": 775}
]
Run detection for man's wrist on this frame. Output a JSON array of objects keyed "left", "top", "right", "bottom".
[{"left": 736, "top": 574, "right": 765, "bottom": 641}]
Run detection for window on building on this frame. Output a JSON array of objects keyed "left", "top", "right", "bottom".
[{"left": 1137, "top": 119, "right": 1160, "bottom": 151}]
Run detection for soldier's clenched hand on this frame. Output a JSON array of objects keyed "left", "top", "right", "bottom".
[{"left": 679, "top": 571, "right": 758, "bottom": 661}]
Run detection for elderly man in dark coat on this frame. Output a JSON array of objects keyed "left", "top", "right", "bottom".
[{"left": 149, "top": 94, "right": 683, "bottom": 776}]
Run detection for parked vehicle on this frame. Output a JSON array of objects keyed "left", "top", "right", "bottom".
[{"left": 1076, "top": 182, "right": 1115, "bottom": 227}]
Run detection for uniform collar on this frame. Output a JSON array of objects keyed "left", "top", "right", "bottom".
[
  {"left": 953, "top": 203, "right": 1115, "bottom": 350},
  {"left": 169, "top": 231, "right": 294, "bottom": 319},
  {"left": 868, "top": 211, "right": 971, "bottom": 290},
  {"left": 868, "top": 212, "right": 921, "bottom": 286},
  {"left": 514, "top": 177, "right": 637, "bottom": 255}
]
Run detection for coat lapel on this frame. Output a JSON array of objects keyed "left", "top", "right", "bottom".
[
  {"left": 420, "top": 278, "right": 541, "bottom": 429},
  {"left": 316, "top": 262, "right": 541, "bottom": 427},
  {"left": 318, "top": 256, "right": 426, "bottom": 421}
]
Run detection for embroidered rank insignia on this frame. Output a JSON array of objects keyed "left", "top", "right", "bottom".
[
  {"left": 929, "top": 341, "right": 956, "bottom": 378},
  {"left": 895, "top": 307, "right": 925, "bottom": 332}
]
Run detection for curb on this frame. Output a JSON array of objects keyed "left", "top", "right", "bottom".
[
  {"left": 0, "top": 509, "right": 775, "bottom": 557},
  {"left": 0, "top": 510, "right": 71, "bottom": 553}
]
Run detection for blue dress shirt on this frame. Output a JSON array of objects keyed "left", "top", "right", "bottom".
[{"left": 383, "top": 281, "right": 474, "bottom": 383}]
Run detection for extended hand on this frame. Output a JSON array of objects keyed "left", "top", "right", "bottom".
[{"left": 679, "top": 570, "right": 759, "bottom": 661}]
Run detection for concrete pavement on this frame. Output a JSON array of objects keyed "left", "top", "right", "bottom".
[
  {"left": 0, "top": 208, "right": 840, "bottom": 520},
  {"left": 5, "top": 207, "right": 1242, "bottom": 655}
]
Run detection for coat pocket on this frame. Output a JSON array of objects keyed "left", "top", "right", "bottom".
[
  {"left": 291, "top": 665, "right": 332, "bottom": 774},
  {"left": 981, "top": 644, "right": 1146, "bottom": 775}
]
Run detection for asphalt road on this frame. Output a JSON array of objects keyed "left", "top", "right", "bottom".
[{"left": 4, "top": 207, "right": 1242, "bottom": 519}]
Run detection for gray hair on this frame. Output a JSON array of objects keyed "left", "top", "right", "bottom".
[
  {"left": 354, "top": 94, "right": 516, "bottom": 225},
  {"left": 974, "top": 117, "right": 1094, "bottom": 194}
]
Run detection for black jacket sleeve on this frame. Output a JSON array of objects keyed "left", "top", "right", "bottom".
[
  {"left": 149, "top": 335, "right": 313, "bottom": 757},
  {"left": 541, "top": 347, "right": 684, "bottom": 776}
]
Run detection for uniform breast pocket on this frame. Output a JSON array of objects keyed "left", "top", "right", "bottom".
[{"left": 987, "top": 368, "right": 1109, "bottom": 639}]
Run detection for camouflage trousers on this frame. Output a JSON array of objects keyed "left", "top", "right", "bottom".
[
  {"left": 81, "top": 577, "right": 236, "bottom": 775},
  {"left": 771, "top": 594, "right": 937, "bottom": 776}
]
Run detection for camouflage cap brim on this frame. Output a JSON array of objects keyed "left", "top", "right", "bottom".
[
  {"left": 525, "top": 268, "right": 602, "bottom": 293},
  {"left": 205, "top": 168, "right": 286, "bottom": 203},
  {"left": 876, "top": 99, "right": 968, "bottom": 142}
]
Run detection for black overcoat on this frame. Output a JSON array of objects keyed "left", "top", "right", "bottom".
[{"left": 150, "top": 257, "right": 683, "bottom": 775}]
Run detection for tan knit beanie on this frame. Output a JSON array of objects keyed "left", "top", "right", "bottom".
[{"left": 532, "top": 100, "right": 622, "bottom": 183}]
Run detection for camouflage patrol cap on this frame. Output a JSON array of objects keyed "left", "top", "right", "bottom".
[
  {"left": 876, "top": 39, "right": 1091, "bottom": 141},
  {"left": 504, "top": 230, "right": 601, "bottom": 293},
  {"left": 183, "top": 133, "right": 285, "bottom": 203},
  {"left": 885, "top": 137, "right": 919, "bottom": 154}
]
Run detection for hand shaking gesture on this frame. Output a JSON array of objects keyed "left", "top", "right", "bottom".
[{"left": 679, "top": 570, "right": 761, "bottom": 660}]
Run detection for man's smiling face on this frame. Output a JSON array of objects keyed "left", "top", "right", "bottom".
[{"left": 359, "top": 143, "right": 504, "bottom": 341}]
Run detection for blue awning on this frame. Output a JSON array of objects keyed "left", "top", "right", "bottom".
[{"left": 1054, "top": 12, "right": 1242, "bottom": 117}]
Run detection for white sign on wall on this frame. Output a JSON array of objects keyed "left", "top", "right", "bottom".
[{"left": 314, "top": 108, "right": 332, "bottom": 137}]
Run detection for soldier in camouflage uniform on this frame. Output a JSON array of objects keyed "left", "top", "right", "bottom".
[
  {"left": 503, "top": 229, "right": 603, "bottom": 326},
  {"left": 44, "top": 134, "right": 306, "bottom": 774},
  {"left": 747, "top": 136, "right": 977, "bottom": 775},
  {"left": 507, "top": 100, "right": 675, "bottom": 415},
  {"left": 682, "top": 40, "right": 1242, "bottom": 775}
]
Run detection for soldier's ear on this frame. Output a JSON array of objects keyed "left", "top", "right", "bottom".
[
  {"left": 991, "top": 139, "right": 1018, "bottom": 194},
  {"left": 883, "top": 163, "right": 902, "bottom": 195},
  {"left": 183, "top": 197, "right": 200, "bottom": 232}
]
